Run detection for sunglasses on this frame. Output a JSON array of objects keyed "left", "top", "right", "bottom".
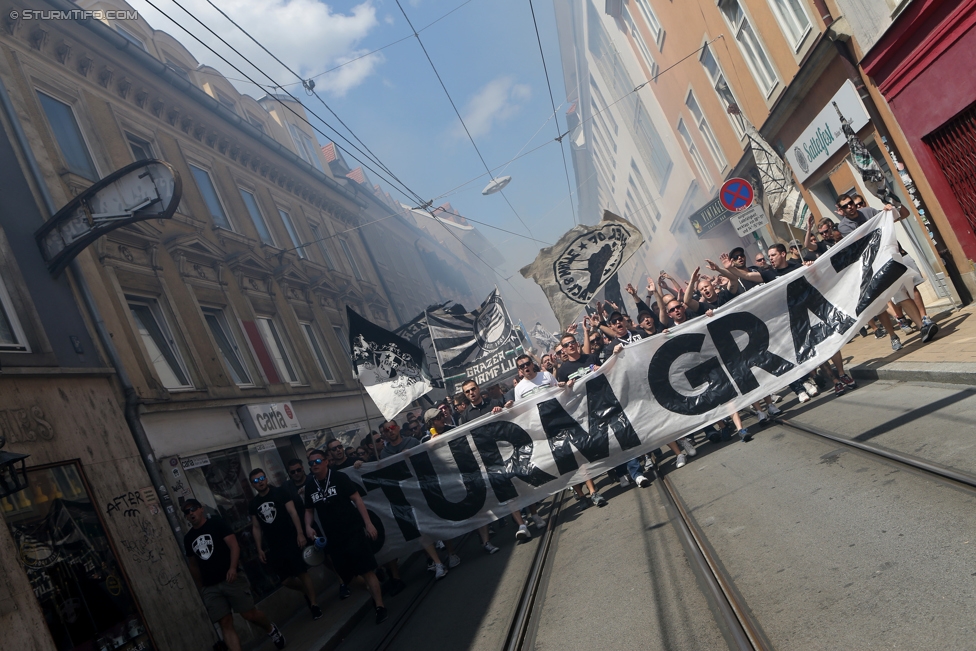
[
  {"left": 609, "top": 318, "right": 624, "bottom": 325},
  {"left": 732, "top": 254, "right": 746, "bottom": 260},
  {"left": 327, "top": 446, "right": 342, "bottom": 452},
  {"left": 755, "top": 258, "right": 764, "bottom": 262},
  {"left": 838, "top": 201, "right": 855, "bottom": 210},
  {"left": 308, "top": 458, "right": 325, "bottom": 467},
  {"left": 563, "top": 340, "right": 578, "bottom": 346},
  {"left": 517, "top": 362, "right": 532, "bottom": 370},
  {"left": 853, "top": 201, "right": 865, "bottom": 208},
  {"left": 251, "top": 475, "right": 266, "bottom": 484},
  {"left": 182, "top": 505, "right": 200, "bottom": 515},
  {"left": 463, "top": 387, "right": 479, "bottom": 394},
  {"left": 667, "top": 305, "right": 684, "bottom": 313},
  {"left": 288, "top": 468, "right": 304, "bottom": 475}
]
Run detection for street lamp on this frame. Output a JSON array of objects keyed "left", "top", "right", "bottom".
[
  {"left": 481, "top": 175, "right": 512, "bottom": 195},
  {"left": 0, "top": 436, "right": 30, "bottom": 498}
]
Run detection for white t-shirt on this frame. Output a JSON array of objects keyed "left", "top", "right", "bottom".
[{"left": 514, "top": 371, "right": 557, "bottom": 402}]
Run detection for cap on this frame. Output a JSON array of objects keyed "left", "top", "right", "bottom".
[
  {"left": 608, "top": 311, "right": 624, "bottom": 322},
  {"left": 729, "top": 246, "right": 746, "bottom": 259},
  {"left": 424, "top": 407, "right": 443, "bottom": 423},
  {"left": 637, "top": 311, "right": 653, "bottom": 322}
]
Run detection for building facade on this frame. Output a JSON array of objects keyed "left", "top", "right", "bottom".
[{"left": 556, "top": 0, "right": 968, "bottom": 308}]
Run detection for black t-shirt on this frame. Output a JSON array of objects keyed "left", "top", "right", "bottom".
[
  {"left": 606, "top": 329, "right": 645, "bottom": 357},
  {"left": 556, "top": 353, "right": 600, "bottom": 383},
  {"left": 248, "top": 485, "right": 297, "bottom": 547},
  {"left": 758, "top": 259, "right": 803, "bottom": 283},
  {"left": 700, "top": 288, "right": 736, "bottom": 311},
  {"left": 304, "top": 470, "right": 364, "bottom": 543},
  {"left": 738, "top": 266, "right": 764, "bottom": 292},
  {"left": 184, "top": 517, "right": 234, "bottom": 587},
  {"left": 458, "top": 398, "right": 506, "bottom": 424},
  {"left": 803, "top": 240, "right": 834, "bottom": 262},
  {"left": 332, "top": 456, "right": 358, "bottom": 470}
]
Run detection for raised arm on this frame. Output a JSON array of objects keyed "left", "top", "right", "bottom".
[
  {"left": 720, "top": 253, "right": 762, "bottom": 284},
  {"left": 804, "top": 214, "right": 818, "bottom": 253},
  {"left": 705, "top": 259, "right": 740, "bottom": 296},
  {"left": 684, "top": 267, "right": 702, "bottom": 312}
]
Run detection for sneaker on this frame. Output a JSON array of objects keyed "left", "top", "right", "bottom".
[
  {"left": 770, "top": 394, "right": 782, "bottom": 403},
  {"left": 269, "top": 623, "right": 286, "bottom": 649},
  {"left": 675, "top": 452, "right": 688, "bottom": 468},
  {"left": 435, "top": 540, "right": 446, "bottom": 550},
  {"left": 797, "top": 390, "right": 810, "bottom": 403},
  {"left": 339, "top": 583, "right": 351, "bottom": 600},
  {"left": 803, "top": 379, "right": 819, "bottom": 397},
  {"left": 484, "top": 542, "right": 499, "bottom": 554},
  {"left": 591, "top": 492, "right": 607, "bottom": 507},
  {"left": 921, "top": 321, "right": 939, "bottom": 343},
  {"left": 618, "top": 475, "right": 632, "bottom": 488},
  {"left": 755, "top": 409, "right": 769, "bottom": 424},
  {"left": 891, "top": 335, "right": 902, "bottom": 351},
  {"left": 487, "top": 524, "right": 495, "bottom": 536},
  {"left": 310, "top": 604, "right": 323, "bottom": 620},
  {"left": 707, "top": 430, "right": 722, "bottom": 444},
  {"left": 767, "top": 403, "right": 782, "bottom": 416},
  {"left": 833, "top": 382, "right": 846, "bottom": 396},
  {"left": 448, "top": 554, "right": 461, "bottom": 568},
  {"left": 427, "top": 558, "right": 436, "bottom": 572},
  {"left": 516, "top": 524, "right": 532, "bottom": 541},
  {"left": 573, "top": 493, "right": 591, "bottom": 508},
  {"left": 635, "top": 475, "right": 651, "bottom": 488},
  {"left": 859, "top": 326, "right": 869, "bottom": 338},
  {"left": 839, "top": 374, "right": 856, "bottom": 388},
  {"left": 388, "top": 579, "right": 406, "bottom": 596},
  {"left": 530, "top": 514, "right": 546, "bottom": 528},
  {"left": 434, "top": 563, "right": 448, "bottom": 580},
  {"left": 875, "top": 326, "right": 887, "bottom": 338},
  {"left": 375, "top": 607, "right": 388, "bottom": 624},
  {"left": 738, "top": 429, "right": 752, "bottom": 442},
  {"left": 679, "top": 437, "right": 697, "bottom": 457}
]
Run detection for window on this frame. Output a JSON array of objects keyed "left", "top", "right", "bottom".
[
  {"left": 308, "top": 223, "right": 336, "bottom": 270},
  {"left": 624, "top": 8, "right": 659, "bottom": 79},
  {"left": 256, "top": 317, "right": 301, "bottom": 385},
  {"left": 202, "top": 307, "right": 252, "bottom": 385},
  {"left": 630, "top": 159, "right": 662, "bottom": 221},
  {"left": 127, "top": 297, "right": 192, "bottom": 389},
  {"left": 165, "top": 58, "right": 190, "bottom": 80},
  {"left": 216, "top": 91, "right": 237, "bottom": 114},
  {"left": 287, "top": 123, "right": 324, "bottom": 172},
  {"left": 633, "top": 103, "right": 672, "bottom": 191},
  {"left": 339, "top": 239, "right": 364, "bottom": 280},
  {"left": 247, "top": 113, "right": 267, "bottom": 134},
  {"left": 239, "top": 189, "right": 275, "bottom": 246},
  {"left": 769, "top": 0, "right": 812, "bottom": 49},
  {"left": 36, "top": 91, "right": 98, "bottom": 180},
  {"left": 720, "top": 0, "right": 779, "bottom": 95},
  {"left": 126, "top": 132, "right": 154, "bottom": 161},
  {"left": 677, "top": 119, "right": 711, "bottom": 185},
  {"left": 333, "top": 325, "right": 351, "bottom": 358},
  {"left": 301, "top": 322, "right": 337, "bottom": 382},
  {"left": 632, "top": 0, "right": 665, "bottom": 48},
  {"left": 0, "top": 274, "right": 29, "bottom": 352},
  {"left": 189, "top": 164, "right": 232, "bottom": 230},
  {"left": 700, "top": 44, "right": 746, "bottom": 138},
  {"left": 278, "top": 209, "right": 307, "bottom": 259},
  {"left": 686, "top": 91, "right": 727, "bottom": 169},
  {"left": 115, "top": 25, "right": 147, "bottom": 50}
]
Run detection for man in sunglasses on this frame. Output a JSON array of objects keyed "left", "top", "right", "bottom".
[
  {"left": 325, "top": 438, "right": 358, "bottom": 470},
  {"left": 248, "top": 469, "right": 320, "bottom": 620},
  {"left": 836, "top": 192, "right": 908, "bottom": 237},
  {"left": 803, "top": 214, "right": 842, "bottom": 260},
  {"left": 513, "top": 354, "right": 557, "bottom": 401},
  {"left": 304, "top": 448, "right": 389, "bottom": 623},
  {"left": 183, "top": 499, "right": 286, "bottom": 650},
  {"left": 727, "top": 247, "right": 764, "bottom": 291}
]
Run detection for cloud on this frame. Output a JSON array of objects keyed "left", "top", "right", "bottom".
[
  {"left": 454, "top": 77, "right": 532, "bottom": 140},
  {"left": 128, "top": 0, "right": 381, "bottom": 97}
]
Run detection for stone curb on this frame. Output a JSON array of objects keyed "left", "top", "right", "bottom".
[{"left": 850, "top": 362, "right": 976, "bottom": 386}]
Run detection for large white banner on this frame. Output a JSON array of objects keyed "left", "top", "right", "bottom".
[{"left": 346, "top": 213, "right": 911, "bottom": 562}]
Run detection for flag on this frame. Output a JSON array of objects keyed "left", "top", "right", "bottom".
[
  {"left": 529, "top": 321, "right": 559, "bottom": 351},
  {"left": 347, "top": 307, "right": 432, "bottom": 421},
  {"left": 519, "top": 211, "right": 644, "bottom": 329},
  {"left": 834, "top": 102, "right": 893, "bottom": 204},
  {"left": 426, "top": 290, "right": 523, "bottom": 393},
  {"left": 744, "top": 119, "right": 811, "bottom": 229},
  {"left": 394, "top": 307, "right": 446, "bottom": 390}
]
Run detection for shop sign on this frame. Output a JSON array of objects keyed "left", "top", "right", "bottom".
[
  {"left": 785, "top": 80, "right": 870, "bottom": 182},
  {"left": 180, "top": 454, "right": 210, "bottom": 469},
  {"left": 246, "top": 402, "right": 301, "bottom": 437},
  {"left": 688, "top": 197, "right": 733, "bottom": 238},
  {"left": 730, "top": 204, "right": 770, "bottom": 237}
]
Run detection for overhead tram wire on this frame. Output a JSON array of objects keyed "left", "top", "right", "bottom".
[
  {"left": 528, "top": 0, "right": 579, "bottom": 226},
  {"left": 393, "top": 0, "right": 545, "bottom": 247},
  {"left": 150, "top": 0, "right": 427, "bottom": 207}
]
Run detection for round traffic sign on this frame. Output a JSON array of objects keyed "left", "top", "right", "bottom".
[{"left": 720, "top": 178, "right": 754, "bottom": 212}]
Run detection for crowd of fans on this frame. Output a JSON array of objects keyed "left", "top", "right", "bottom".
[{"left": 185, "top": 194, "right": 942, "bottom": 642}]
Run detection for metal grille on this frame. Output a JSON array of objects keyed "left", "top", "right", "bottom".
[{"left": 925, "top": 103, "right": 976, "bottom": 234}]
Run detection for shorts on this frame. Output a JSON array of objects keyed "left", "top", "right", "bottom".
[
  {"left": 201, "top": 574, "right": 255, "bottom": 622},
  {"left": 267, "top": 543, "right": 307, "bottom": 578},
  {"left": 327, "top": 530, "right": 378, "bottom": 584},
  {"left": 891, "top": 273, "right": 923, "bottom": 303}
]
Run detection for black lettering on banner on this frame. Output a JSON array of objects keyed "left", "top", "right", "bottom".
[
  {"left": 586, "top": 374, "right": 641, "bottom": 452},
  {"left": 830, "top": 229, "right": 908, "bottom": 315},
  {"left": 471, "top": 422, "right": 557, "bottom": 503},
  {"left": 786, "top": 277, "right": 856, "bottom": 363},
  {"left": 361, "top": 462, "right": 420, "bottom": 541},
  {"left": 648, "top": 333, "right": 737, "bottom": 415},
  {"left": 706, "top": 312, "right": 795, "bottom": 394},
  {"left": 409, "top": 437, "right": 486, "bottom": 521}
]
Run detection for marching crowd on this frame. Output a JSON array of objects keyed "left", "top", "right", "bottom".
[{"left": 181, "top": 194, "right": 941, "bottom": 649}]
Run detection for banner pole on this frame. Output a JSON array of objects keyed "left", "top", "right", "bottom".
[{"left": 425, "top": 307, "right": 450, "bottom": 396}]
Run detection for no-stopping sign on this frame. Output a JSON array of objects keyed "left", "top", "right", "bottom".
[{"left": 720, "top": 178, "right": 754, "bottom": 212}]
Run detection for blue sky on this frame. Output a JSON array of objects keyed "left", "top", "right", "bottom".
[{"left": 128, "top": 0, "right": 576, "bottom": 329}]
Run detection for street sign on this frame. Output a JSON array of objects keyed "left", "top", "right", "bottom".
[
  {"left": 688, "top": 197, "right": 733, "bottom": 238},
  {"left": 720, "top": 178, "right": 754, "bottom": 212},
  {"left": 730, "top": 204, "right": 769, "bottom": 237}
]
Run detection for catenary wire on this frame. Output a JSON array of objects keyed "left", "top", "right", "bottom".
[{"left": 528, "top": 0, "right": 578, "bottom": 225}]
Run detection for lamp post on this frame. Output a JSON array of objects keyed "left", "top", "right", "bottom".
[{"left": 0, "top": 436, "right": 30, "bottom": 498}]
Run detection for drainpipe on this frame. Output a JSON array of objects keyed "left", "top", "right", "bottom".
[{"left": 0, "top": 76, "right": 186, "bottom": 547}]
